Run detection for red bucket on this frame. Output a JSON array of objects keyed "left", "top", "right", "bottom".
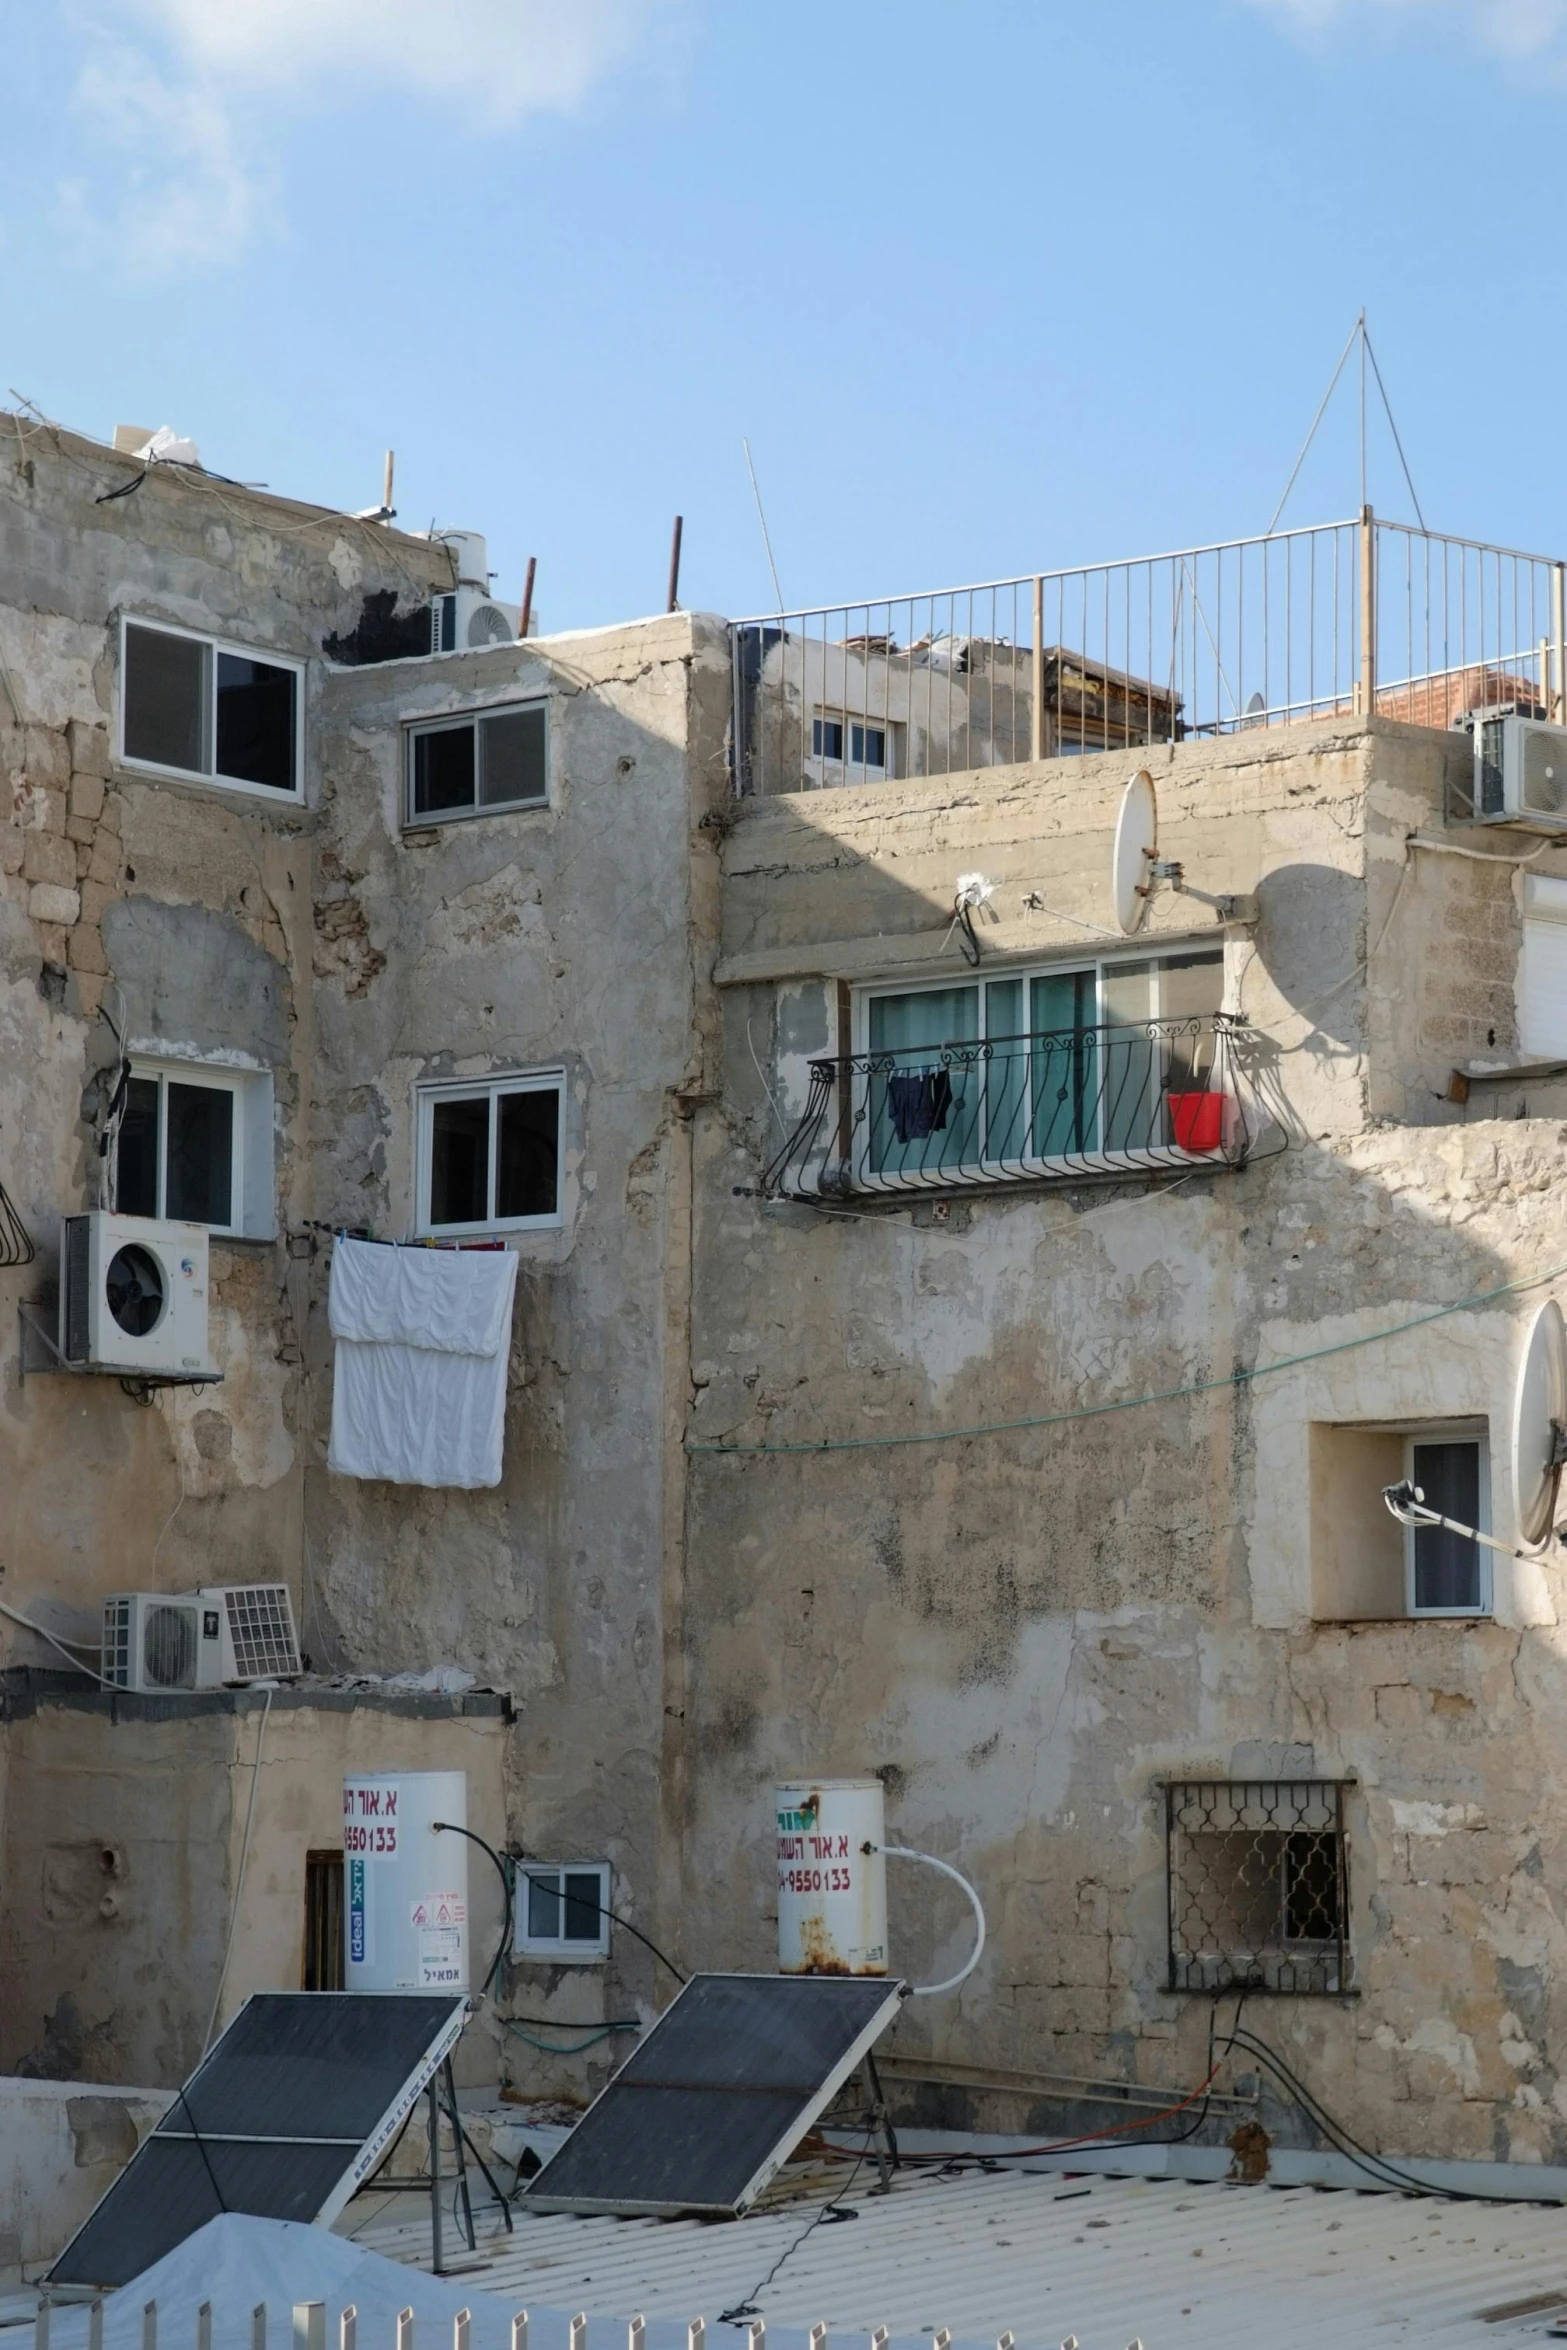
[{"left": 1170, "top": 1091, "right": 1225, "bottom": 1151}]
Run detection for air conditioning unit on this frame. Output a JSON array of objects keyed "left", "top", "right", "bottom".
[
  {"left": 58, "top": 1212, "right": 216, "bottom": 1377},
  {"left": 430, "top": 587, "right": 520, "bottom": 652},
  {"left": 102, "top": 1592, "right": 223, "bottom": 1693},
  {"left": 1469, "top": 714, "right": 1567, "bottom": 828},
  {"left": 102, "top": 1583, "right": 301, "bottom": 1693}
]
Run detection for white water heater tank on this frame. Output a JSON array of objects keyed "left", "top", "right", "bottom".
[
  {"left": 775, "top": 1778, "right": 888, "bottom": 1975},
  {"left": 343, "top": 1770, "right": 470, "bottom": 1994}
]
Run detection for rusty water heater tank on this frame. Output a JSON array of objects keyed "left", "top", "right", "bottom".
[{"left": 774, "top": 1778, "right": 888, "bottom": 1975}]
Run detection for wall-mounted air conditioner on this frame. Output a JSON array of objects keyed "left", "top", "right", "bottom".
[
  {"left": 102, "top": 1592, "right": 223, "bottom": 1693},
  {"left": 58, "top": 1212, "right": 216, "bottom": 1377},
  {"left": 1469, "top": 714, "right": 1567, "bottom": 829},
  {"left": 431, "top": 587, "right": 521, "bottom": 652},
  {"left": 102, "top": 1583, "right": 301, "bottom": 1693}
]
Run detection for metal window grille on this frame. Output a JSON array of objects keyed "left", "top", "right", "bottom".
[
  {"left": 1166, "top": 1778, "right": 1351, "bottom": 1997},
  {"left": 303, "top": 1850, "right": 345, "bottom": 1990}
]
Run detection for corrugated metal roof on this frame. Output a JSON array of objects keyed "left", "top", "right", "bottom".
[{"left": 338, "top": 2158, "right": 1567, "bottom": 2348}]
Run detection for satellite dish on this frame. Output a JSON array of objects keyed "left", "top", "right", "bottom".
[
  {"left": 1112, "top": 769, "right": 1158, "bottom": 935},
  {"left": 1513, "top": 1298, "right": 1567, "bottom": 1547}
]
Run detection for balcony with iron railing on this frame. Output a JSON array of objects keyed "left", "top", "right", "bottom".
[
  {"left": 731, "top": 509, "right": 1567, "bottom": 796},
  {"left": 763, "top": 1013, "right": 1250, "bottom": 1201}
]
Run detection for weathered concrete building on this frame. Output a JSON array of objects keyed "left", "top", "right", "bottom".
[{"left": 5, "top": 419, "right": 1567, "bottom": 2221}]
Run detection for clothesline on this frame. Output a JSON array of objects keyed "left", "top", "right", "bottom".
[{"left": 299, "top": 1221, "right": 506, "bottom": 1251}]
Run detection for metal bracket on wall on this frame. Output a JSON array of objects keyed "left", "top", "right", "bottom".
[{"left": 16, "top": 1297, "right": 224, "bottom": 1401}]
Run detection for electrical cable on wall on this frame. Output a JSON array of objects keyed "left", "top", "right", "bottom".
[
  {"left": 688, "top": 1250, "right": 1567, "bottom": 1459},
  {"left": 0, "top": 1593, "right": 115, "bottom": 1686},
  {"left": 203, "top": 1689, "right": 273, "bottom": 2053}
]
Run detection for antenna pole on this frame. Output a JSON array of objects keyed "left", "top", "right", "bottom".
[
  {"left": 518, "top": 557, "right": 536, "bottom": 641},
  {"left": 667, "top": 515, "right": 684, "bottom": 614},
  {"left": 1358, "top": 307, "right": 1367, "bottom": 512},
  {"left": 1265, "top": 314, "right": 1360, "bottom": 536},
  {"left": 382, "top": 450, "right": 395, "bottom": 513},
  {"left": 743, "top": 438, "right": 785, "bottom": 615}
]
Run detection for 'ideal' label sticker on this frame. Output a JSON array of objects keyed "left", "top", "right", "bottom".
[{"left": 348, "top": 1857, "right": 373, "bottom": 1966}]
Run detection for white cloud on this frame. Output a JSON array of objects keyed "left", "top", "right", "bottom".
[
  {"left": 66, "top": 40, "right": 256, "bottom": 269},
  {"left": 59, "top": 0, "right": 676, "bottom": 272},
  {"left": 110, "top": 0, "right": 677, "bottom": 129},
  {"left": 1244, "top": 0, "right": 1567, "bottom": 61}
]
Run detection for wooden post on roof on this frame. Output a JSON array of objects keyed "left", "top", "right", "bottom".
[
  {"left": 1030, "top": 577, "right": 1045, "bottom": 762},
  {"left": 1357, "top": 505, "right": 1376, "bottom": 717}
]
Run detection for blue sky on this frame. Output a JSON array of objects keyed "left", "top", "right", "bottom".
[{"left": 4, "top": 0, "right": 1566, "bottom": 629}]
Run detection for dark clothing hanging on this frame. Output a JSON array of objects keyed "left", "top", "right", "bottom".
[{"left": 887, "top": 1068, "right": 953, "bottom": 1145}]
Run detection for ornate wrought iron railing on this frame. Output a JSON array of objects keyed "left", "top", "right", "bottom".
[{"left": 762, "top": 1015, "right": 1250, "bottom": 1200}]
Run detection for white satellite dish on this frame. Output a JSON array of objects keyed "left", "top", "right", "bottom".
[
  {"left": 1385, "top": 1296, "right": 1567, "bottom": 1559},
  {"left": 1513, "top": 1298, "right": 1567, "bottom": 1548},
  {"left": 1112, "top": 769, "right": 1158, "bottom": 935}
]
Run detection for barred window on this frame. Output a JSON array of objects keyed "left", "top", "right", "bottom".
[{"left": 1166, "top": 1779, "right": 1350, "bottom": 1996}]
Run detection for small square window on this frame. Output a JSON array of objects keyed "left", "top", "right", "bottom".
[
  {"left": 1167, "top": 1778, "right": 1350, "bottom": 1996},
  {"left": 1309, "top": 1420, "right": 1491, "bottom": 1620},
  {"left": 417, "top": 1073, "right": 563, "bottom": 1235},
  {"left": 113, "top": 1060, "right": 273, "bottom": 1238},
  {"left": 514, "top": 1862, "right": 611, "bottom": 1960},
  {"left": 812, "top": 716, "right": 845, "bottom": 762},
  {"left": 408, "top": 704, "right": 548, "bottom": 823},
  {"left": 121, "top": 620, "right": 301, "bottom": 799}
]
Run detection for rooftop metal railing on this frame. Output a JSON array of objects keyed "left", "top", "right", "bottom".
[
  {"left": 30, "top": 2300, "right": 1032, "bottom": 2350},
  {"left": 731, "top": 511, "right": 1567, "bottom": 796},
  {"left": 763, "top": 1016, "right": 1250, "bottom": 1202}
]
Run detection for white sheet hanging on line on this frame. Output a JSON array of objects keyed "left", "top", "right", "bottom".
[{"left": 327, "top": 1238, "right": 519, "bottom": 1488}]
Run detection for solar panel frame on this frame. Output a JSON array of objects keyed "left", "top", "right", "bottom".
[
  {"left": 49, "top": 1992, "right": 468, "bottom": 2290},
  {"left": 521, "top": 1972, "right": 905, "bottom": 2219}
]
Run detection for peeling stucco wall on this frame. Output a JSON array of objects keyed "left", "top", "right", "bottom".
[
  {"left": 9, "top": 404, "right": 1567, "bottom": 2174},
  {"left": 0, "top": 418, "right": 452, "bottom": 1647},
  {"left": 680, "top": 717, "right": 1567, "bottom": 2168},
  {"left": 295, "top": 610, "right": 731, "bottom": 2068}
]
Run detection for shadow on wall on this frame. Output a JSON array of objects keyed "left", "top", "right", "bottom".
[{"left": 1251, "top": 863, "right": 1364, "bottom": 1047}]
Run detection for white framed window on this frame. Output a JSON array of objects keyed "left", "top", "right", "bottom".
[
  {"left": 1519, "top": 873, "right": 1567, "bottom": 1056},
  {"left": 415, "top": 1071, "right": 564, "bottom": 1236},
  {"left": 115, "top": 1058, "right": 275, "bottom": 1238},
  {"left": 852, "top": 948, "right": 1225, "bottom": 1183},
  {"left": 810, "top": 709, "right": 901, "bottom": 779},
  {"left": 406, "top": 701, "right": 548, "bottom": 825},
  {"left": 1404, "top": 1422, "right": 1491, "bottom": 1618},
  {"left": 119, "top": 619, "right": 303, "bottom": 802},
  {"left": 513, "top": 1862, "right": 611, "bottom": 1961}
]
